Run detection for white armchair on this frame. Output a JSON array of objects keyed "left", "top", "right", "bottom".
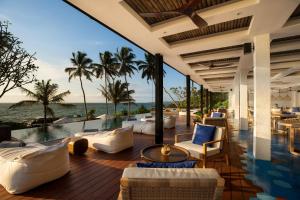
[
  {"left": 122, "top": 120, "right": 155, "bottom": 135},
  {"left": 174, "top": 124, "right": 229, "bottom": 168},
  {"left": 0, "top": 140, "right": 70, "bottom": 194}
]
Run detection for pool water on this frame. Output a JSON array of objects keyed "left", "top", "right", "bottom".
[
  {"left": 234, "top": 130, "right": 300, "bottom": 200},
  {"left": 12, "top": 118, "right": 123, "bottom": 143}
]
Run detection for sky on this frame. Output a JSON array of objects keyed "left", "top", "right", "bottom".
[{"left": 0, "top": 0, "right": 198, "bottom": 103}]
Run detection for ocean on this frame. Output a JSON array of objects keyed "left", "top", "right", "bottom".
[{"left": 0, "top": 103, "right": 156, "bottom": 122}]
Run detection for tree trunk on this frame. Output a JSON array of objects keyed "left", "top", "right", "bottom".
[
  {"left": 104, "top": 72, "right": 108, "bottom": 115},
  {"left": 43, "top": 104, "right": 47, "bottom": 128},
  {"left": 124, "top": 75, "right": 130, "bottom": 119},
  {"left": 163, "top": 86, "right": 179, "bottom": 108},
  {"left": 79, "top": 76, "right": 88, "bottom": 120}
]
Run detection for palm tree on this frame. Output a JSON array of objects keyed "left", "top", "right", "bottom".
[
  {"left": 9, "top": 79, "right": 72, "bottom": 126},
  {"left": 100, "top": 80, "right": 135, "bottom": 116},
  {"left": 65, "top": 51, "right": 93, "bottom": 120},
  {"left": 115, "top": 47, "right": 137, "bottom": 118},
  {"left": 92, "top": 51, "right": 119, "bottom": 115},
  {"left": 137, "top": 53, "right": 179, "bottom": 108}
]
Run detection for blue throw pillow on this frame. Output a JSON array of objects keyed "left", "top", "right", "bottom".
[
  {"left": 212, "top": 112, "right": 222, "bottom": 118},
  {"left": 192, "top": 124, "right": 216, "bottom": 146},
  {"left": 136, "top": 161, "right": 197, "bottom": 168},
  {"left": 292, "top": 107, "right": 299, "bottom": 112}
]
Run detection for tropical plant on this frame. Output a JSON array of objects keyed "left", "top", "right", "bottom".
[
  {"left": 100, "top": 80, "right": 135, "bottom": 116},
  {"left": 9, "top": 79, "right": 72, "bottom": 126},
  {"left": 87, "top": 109, "right": 96, "bottom": 120},
  {"left": 65, "top": 51, "right": 93, "bottom": 120},
  {"left": 0, "top": 21, "right": 38, "bottom": 98},
  {"left": 137, "top": 53, "right": 178, "bottom": 108},
  {"left": 92, "top": 51, "right": 119, "bottom": 115},
  {"left": 115, "top": 47, "right": 137, "bottom": 118}
]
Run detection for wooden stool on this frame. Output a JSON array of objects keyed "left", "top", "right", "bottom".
[{"left": 68, "top": 137, "right": 88, "bottom": 155}]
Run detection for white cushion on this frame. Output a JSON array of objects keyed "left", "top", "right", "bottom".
[
  {"left": 174, "top": 140, "right": 220, "bottom": 158},
  {"left": 0, "top": 141, "right": 70, "bottom": 194},
  {"left": 122, "top": 167, "right": 222, "bottom": 180},
  {"left": 83, "top": 126, "right": 133, "bottom": 153}
]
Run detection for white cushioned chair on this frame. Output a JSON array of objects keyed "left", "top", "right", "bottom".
[
  {"left": 0, "top": 140, "right": 70, "bottom": 194},
  {"left": 76, "top": 126, "right": 134, "bottom": 153},
  {"left": 118, "top": 167, "right": 225, "bottom": 200},
  {"left": 122, "top": 120, "right": 155, "bottom": 135},
  {"left": 175, "top": 124, "right": 229, "bottom": 168}
]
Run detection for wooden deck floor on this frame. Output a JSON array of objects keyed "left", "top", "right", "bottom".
[{"left": 0, "top": 117, "right": 262, "bottom": 200}]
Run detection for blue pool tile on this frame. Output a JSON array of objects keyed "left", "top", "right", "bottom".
[{"left": 273, "top": 180, "right": 292, "bottom": 189}]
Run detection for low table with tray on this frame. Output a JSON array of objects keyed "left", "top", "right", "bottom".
[{"left": 141, "top": 144, "right": 190, "bottom": 163}]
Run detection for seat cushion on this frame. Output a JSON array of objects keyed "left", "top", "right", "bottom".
[
  {"left": 192, "top": 124, "right": 216, "bottom": 146},
  {"left": 211, "top": 112, "right": 222, "bottom": 118},
  {"left": 174, "top": 140, "right": 220, "bottom": 158},
  {"left": 136, "top": 161, "right": 197, "bottom": 168}
]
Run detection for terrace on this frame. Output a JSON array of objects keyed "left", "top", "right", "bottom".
[{"left": 1, "top": 0, "right": 300, "bottom": 199}]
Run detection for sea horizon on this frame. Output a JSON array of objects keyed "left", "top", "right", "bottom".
[{"left": 0, "top": 102, "right": 172, "bottom": 123}]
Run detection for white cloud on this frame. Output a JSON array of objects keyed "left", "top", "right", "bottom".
[{"left": 35, "top": 60, "right": 66, "bottom": 81}]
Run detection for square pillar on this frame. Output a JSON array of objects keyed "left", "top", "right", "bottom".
[
  {"left": 206, "top": 89, "right": 209, "bottom": 113},
  {"left": 233, "top": 72, "right": 240, "bottom": 129},
  {"left": 200, "top": 85, "right": 204, "bottom": 117},
  {"left": 291, "top": 91, "right": 297, "bottom": 107},
  {"left": 186, "top": 75, "right": 191, "bottom": 127},
  {"left": 154, "top": 54, "right": 164, "bottom": 144},
  {"left": 240, "top": 71, "right": 248, "bottom": 130},
  {"left": 253, "top": 34, "right": 271, "bottom": 160}
]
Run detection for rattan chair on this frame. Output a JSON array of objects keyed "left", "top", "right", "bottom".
[{"left": 175, "top": 124, "right": 229, "bottom": 168}]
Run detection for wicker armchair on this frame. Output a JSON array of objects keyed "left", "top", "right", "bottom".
[
  {"left": 175, "top": 124, "right": 229, "bottom": 168},
  {"left": 118, "top": 167, "right": 225, "bottom": 200}
]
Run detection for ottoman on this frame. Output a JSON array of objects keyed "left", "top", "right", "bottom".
[{"left": 68, "top": 137, "right": 88, "bottom": 155}]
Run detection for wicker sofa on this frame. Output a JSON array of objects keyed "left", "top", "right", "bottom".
[{"left": 118, "top": 167, "right": 225, "bottom": 200}]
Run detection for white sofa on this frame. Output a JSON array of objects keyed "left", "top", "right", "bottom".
[
  {"left": 76, "top": 126, "right": 134, "bottom": 153},
  {"left": 140, "top": 116, "right": 176, "bottom": 129},
  {"left": 0, "top": 140, "right": 70, "bottom": 194},
  {"left": 119, "top": 167, "right": 225, "bottom": 200},
  {"left": 122, "top": 120, "right": 155, "bottom": 135}
]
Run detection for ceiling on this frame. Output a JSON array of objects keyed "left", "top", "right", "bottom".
[{"left": 66, "top": 0, "right": 300, "bottom": 92}]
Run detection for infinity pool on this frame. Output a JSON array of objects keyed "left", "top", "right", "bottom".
[{"left": 12, "top": 118, "right": 122, "bottom": 143}]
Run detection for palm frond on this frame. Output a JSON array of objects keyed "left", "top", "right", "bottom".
[
  {"left": 9, "top": 100, "right": 38, "bottom": 109},
  {"left": 51, "top": 90, "right": 71, "bottom": 103}
]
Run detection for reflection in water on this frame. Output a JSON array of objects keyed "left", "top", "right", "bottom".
[
  {"left": 12, "top": 118, "right": 123, "bottom": 143},
  {"left": 233, "top": 130, "right": 300, "bottom": 200}
]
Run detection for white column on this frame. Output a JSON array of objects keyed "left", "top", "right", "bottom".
[
  {"left": 253, "top": 34, "right": 271, "bottom": 161},
  {"left": 240, "top": 71, "right": 248, "bottom": 130},
  {"left": 291, "top": 91, "right": 297, "bottom": 107},
  {"left": 233, "top": 72, "right": 240, "bottom": 129}
]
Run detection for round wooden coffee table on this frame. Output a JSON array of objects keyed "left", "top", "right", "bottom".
[{"left": 141, "top": 144, "right": 190, "bottom": 163}]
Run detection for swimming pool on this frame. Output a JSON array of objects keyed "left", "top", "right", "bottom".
[
  {"left": 234, "top": 130, "right": 300, "bottom": 200},
  {"left": 12, "top": 118, "right": 123, "bottom": 143}
]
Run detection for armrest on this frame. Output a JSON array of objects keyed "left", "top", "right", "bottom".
[
  {"left": 202, "top": 139, "right": 225, "bottom": 156},
  {"left": 175, "top": 133, "right": 193, "bottom": 143}
]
